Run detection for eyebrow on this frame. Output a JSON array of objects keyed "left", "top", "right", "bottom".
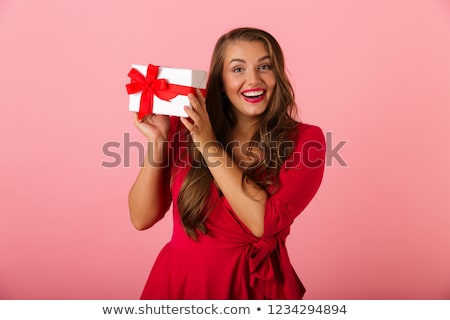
[{"left": 229, "top": 55, "right": 271, "bottom": 65}]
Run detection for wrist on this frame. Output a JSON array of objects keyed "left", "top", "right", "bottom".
[
  {"left": 145, "top": 140, "right": 169, "bottom": 168},
  {"left": 145, "top": 132, "right": 168, "bottom": 143}
]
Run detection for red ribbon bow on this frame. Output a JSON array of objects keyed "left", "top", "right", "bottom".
[
  {"left": 249, "top": 237, "right": 278, "bottom": 283},
  {"left": 126, "top": 64, "right": 206, "bottom": 120},
  {"left": 248, "top": 236, "right": 287, "bottom": 299}
]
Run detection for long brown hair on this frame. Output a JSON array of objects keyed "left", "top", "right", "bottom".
[{"left": 178, "top": 27, "right": 299, "bottom": 240}]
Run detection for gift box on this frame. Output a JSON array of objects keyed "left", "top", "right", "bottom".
[{"left": 126, "top": 64, "right": 207, "bottom": 119}]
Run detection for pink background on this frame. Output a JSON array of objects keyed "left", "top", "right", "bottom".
[{"left": 1, "top": 0, "right": 449, "bottom": 299}]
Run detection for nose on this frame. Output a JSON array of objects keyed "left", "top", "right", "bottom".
[{"left": 246, "top": 67, "right": 261, "bottom": 85}]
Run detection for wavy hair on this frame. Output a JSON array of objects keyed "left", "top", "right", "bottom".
[{"left": 177, "top": 27, "right": 299, "bottom": 240}]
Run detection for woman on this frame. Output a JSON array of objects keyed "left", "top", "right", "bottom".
[{"left": 128, "top": 27, "right": 326, "bottom": 299}]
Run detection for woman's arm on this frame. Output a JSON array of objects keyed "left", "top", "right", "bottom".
[
  {"left": 263, "top": 125, "right": 326, "bottom": 236},
  {"left": 181, "top": 90, "right": 326, "bottom": 238},
  {"left": 180, "top": 91, "right": 266, "bottom": 237},
  {"left": 128, "top": 113, "right": 172, "bottom": 230},
  {"left": 202, "top": 141, "right": 267, "bottom": 237}
]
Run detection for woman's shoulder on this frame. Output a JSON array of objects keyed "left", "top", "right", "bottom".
[
  {"left": 282, "top": 122, "right": 326, "bottom": 170},
  {"left": 168, "top": 116, "right": 182, "bottom": 138},
  {"left": 296, "top": 121, "right": 323, "bottom": 134},
  {"left": 168, "top": 116, "right": 189, "bottom": 143},
  {"left": 294, "top": 122, "right": 325, "bottom": 144}
]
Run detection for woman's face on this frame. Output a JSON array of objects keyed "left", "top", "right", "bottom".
[{"left": 222, "top": 40, "right": 276, "bottom": 122}]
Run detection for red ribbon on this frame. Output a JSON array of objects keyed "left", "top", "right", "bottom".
[
  {"left": 249, "top": 237, "right": 278, "bottom": 285},
  {"left": 126, "top": 64, "right": 206, "bottom": 120},
  {"left": 249, "top": 236, "right": 289, "bottom": 299}
]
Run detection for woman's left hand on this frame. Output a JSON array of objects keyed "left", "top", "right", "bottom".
[{"left": 180, "top": 89, "right": 217, "bottom": 153}]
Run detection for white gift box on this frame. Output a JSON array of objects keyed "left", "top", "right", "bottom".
[{"left": 128, "top": 64, "right": 207, "bottom": 117}]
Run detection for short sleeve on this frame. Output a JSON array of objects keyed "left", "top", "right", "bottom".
[
  {"left": 168, "top": 116, "right": 190, "bottom": 185},
  {"left": 168, "top": 116, "right": 185, "bottom": 165},
  {"left": 263, "top": 124, "right": 326, "bottom": 237},
  {"left": 168, "top": 116, "right": 182, "bottom": 143}
]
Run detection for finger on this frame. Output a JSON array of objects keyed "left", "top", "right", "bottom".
[
  {"left": 188, "top": 93, "right": 204, "bottom": 112},
  {"left": 183, "top": 105, "right": 200, "bottom": 123},
  {"left": 196, "top": 88, "right": 206, "bottom": 104},
  {"left": 133, "top": 112, "right": 143, "bottom": 125},
  {"left": 180, "top": 117, "right": 195, "bottom": 132},
  {"left": 142, "top": 113, "right": 153, "bottom": 123}
]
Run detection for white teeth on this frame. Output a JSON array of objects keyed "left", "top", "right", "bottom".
[{"left": 242, "top": 90, "right": 264, "bottom": 97}]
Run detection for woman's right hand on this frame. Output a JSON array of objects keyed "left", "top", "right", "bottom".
[{"left": 133, "top": 112, "right": 170, "bottom": 142}]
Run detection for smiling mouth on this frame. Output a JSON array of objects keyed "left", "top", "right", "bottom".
[{"left": 241, "top": 89, "right": 266, "bottom": 103}]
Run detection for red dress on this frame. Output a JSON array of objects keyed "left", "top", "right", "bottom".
[{"left": 140, "top": 118, "right": 326, "bottom": 299}]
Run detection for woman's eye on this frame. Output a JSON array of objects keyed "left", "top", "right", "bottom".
[
  {"left": 233, "top": 67, "right": 244, "bottom": 73},
  {"left": 259, "top": 64, "right": 272, "bottom": 71}
]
